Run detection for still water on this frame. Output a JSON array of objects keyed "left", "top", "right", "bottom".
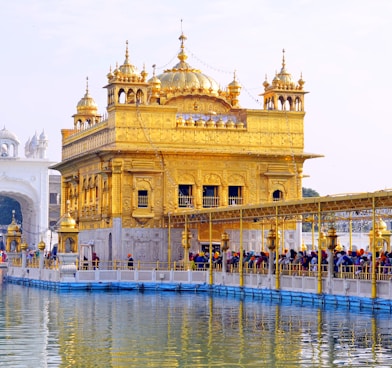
[{"left": 1, "top": 283, "right": 392, "bottom": 368}]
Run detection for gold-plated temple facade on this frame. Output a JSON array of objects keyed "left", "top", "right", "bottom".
[{"left": 52, "top": 33, "right": 320, "bottom": 260}]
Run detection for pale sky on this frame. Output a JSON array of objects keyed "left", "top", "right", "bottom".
[{"left": 0, "top": 0, "right": 391, "bottom": 196}]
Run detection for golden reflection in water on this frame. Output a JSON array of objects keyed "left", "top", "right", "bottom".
[
  {"left": 2, "top": 285, "right": 392, "bottom": 367},
  {"left": 239, "top": 298, "right": 244, "bottom": 365},
  {"left": 273, "top": 304, "right": 302, "bottom": 366},
  {"left": 317, "top": 308, "right": 323, "bottom": 365},
  {"left": 207, "top": 295, "right": 213, "bottom": 367}
]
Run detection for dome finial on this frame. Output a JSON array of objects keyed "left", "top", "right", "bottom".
[
  {"left": 152, "top": 64, "right": 156, "bottom": 77},
  {"left": 177, "top": 21, "right": 188, "bottom": 63},
  {"left": 282, "top": 48, "right": 286, "bottom": 69},
  {"left": 179, "top": 19, "right": 187, "bottom": 49},
  {"left": 85, "top": 76, "right": 89, "bottom": 94},
  {"left": 179, "top": 31, "right": 187, "bottom": 50},
  {"left": 125, "top": 40, "right": 129, "bottom": 63}
]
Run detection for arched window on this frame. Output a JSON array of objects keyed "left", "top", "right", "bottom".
[
  {"left": 136, "top": 89, "right": 144, "bottom": 104},
  {"left": 272, "top": 190, "right": 283, "bottom": 201},
  {"left": 127, "top": 89, "right": 135, "bottom": 104},
  {"left": 118, "top": 89, "right": 126, "bottom": 104}
]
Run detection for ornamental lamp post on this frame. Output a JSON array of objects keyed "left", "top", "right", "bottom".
[
  {"left": 326, "top": 226, "right": 338, "bottom": 292},
  {"left": 267, "top": 227, "right": 280, "bottom": 288},
  {"left": 374, "top": 229, "right": 384, "bottom": 253},
  {"left": 221, "top": 231, "right": 230, "bottom": 273},
  {"left": 326, "top": 226, "right": 338, "bottom": 251},
  {"left": 319, "top": 230, "right": 327, "bottom": 251},
  {"left": 317, "top": 229, "right": 327, "bottom": 294}
]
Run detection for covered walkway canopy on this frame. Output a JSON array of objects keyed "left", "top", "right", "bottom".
[{"left": 167, "top": 189, "right": 392, "bottom": 226}]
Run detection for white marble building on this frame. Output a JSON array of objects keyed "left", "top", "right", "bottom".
[{"left": 0, "top": 127, "right": 58, "bottom": 249}]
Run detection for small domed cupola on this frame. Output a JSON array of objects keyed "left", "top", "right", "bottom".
[
  {"left": 298, "top": 73, "right": 305, "bottom": 89},
  {"left": 56, "top": 200, "right": 79, "bottom": 253},
  {"left": 77, "top": 77, "right": 98, "bottom": 115},
  {"left": 107, "top": 41, "right": 144, "bottom": 84},
  {"left": 105, "top": 41, "right": 150, "bottom": 107},
  {"left": 6, "top": 210, "right": 22, "bottom": 252},
  {"left": 228, "top": 71, "right": 241, "bottom": 108},
  {"left": 275, "top": 49, "right": 294, "bottom": 86},
  {"left": 261, "top": 49, "right": 308, "bottom": 112},
  {"left": 119, "top": 41, "right": 138, "bottom": 76},
  {"left": 73, "top": 77, "right": 101, "bottom": 130},
  {"left": 150, "top": 64, "right": 161, "bottom": 103},
  {"left": 7, "top": 210, "right": 20, "bottom": 234}
]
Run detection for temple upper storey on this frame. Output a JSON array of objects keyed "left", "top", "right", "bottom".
[{"left": 66, "top": 33, "right": 306, "bottom": 137}]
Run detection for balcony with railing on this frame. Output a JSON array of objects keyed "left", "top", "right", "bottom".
[
  {"left": 228, "top": 196, "right": 243, "bottom": 206},
  {"left": 178, "top": 195, "right": 194, "bottom": 208},
  {"left": 203, "top": 196, "right": 219, "bottom": 208}
]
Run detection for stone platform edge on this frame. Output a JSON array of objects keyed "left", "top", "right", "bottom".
[{"left": 5, "top": 276, "right": 392, "bottom": 312}]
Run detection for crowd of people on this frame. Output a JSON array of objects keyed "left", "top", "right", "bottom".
[{"left": 187, "top": 247, "right": 390, "bottom": 276}]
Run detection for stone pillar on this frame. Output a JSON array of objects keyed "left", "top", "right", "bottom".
[{"left": 20, "top": 240, "right": 28, "bottom": 270}]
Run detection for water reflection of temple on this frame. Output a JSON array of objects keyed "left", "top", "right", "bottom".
[{"left": 2, "top": 285, "right": 392, "bottom": 366}]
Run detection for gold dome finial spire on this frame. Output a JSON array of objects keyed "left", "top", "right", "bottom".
[
  {"left": 179, "top": 19, "right": 185, "bottom": 42},
  {"left": 85, "top": 76, "right": 89, "bottom": 94},
  {"left": 282, "top": 48, "right": 286, "bottom": 69},
  {"left": 177, "top": 20, "right": 188, "bottom": 63},
  {"left": 125, "top": 40, "right": 129, "bottom": 63}
]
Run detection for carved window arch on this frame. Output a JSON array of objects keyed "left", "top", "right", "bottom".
[
  {"left": 286, "top": 96, "right": 293, "bottom": 111},
  {"left": 94, "top": 175, "right": 99, "bottom": 201},
  {"left": 295, "top": 97, "right": 302, "bottom": 112},
  {"left": 118, "top": 88, "right": 126, "bottom": 104},
  {"left": 75, "top": 119, "right": 82, "bottom": 130},
  {"left": 136, "top": 89, "right": 144, "bottom": 104},
  {"left": 127, "top": 89, "right": 135, "bottom": 104},
  {"left": 273, "top": 189, "right": 284, "bottom": 201},
  {"left": 83, "top": 179, "right": 88, "bottom": 203},
  {"left": 228, "top": 174, "right": 246, "bottom": 205},
  {"left": 134, "top": 178, "right": 153, "bottom": 210},
  {"left": 202, "top": 174, "right": 222, "bottom": 208},
  {"left": 265, "top": 97, "right": 275, "bottom": 110}
]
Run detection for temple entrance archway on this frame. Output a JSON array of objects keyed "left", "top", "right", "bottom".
[{"left": 0, "top": 189, "right": 38, "bottom": 249}]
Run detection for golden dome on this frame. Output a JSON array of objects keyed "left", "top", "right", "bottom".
[
  {"left": 152, "top": 32, "right": 220, "bottom": 97},
  {"left": 38, "top": 238, "right": 46, "bottom": 251},
  {"left": 7, "top": 210, "right": 20, "bottom": 234},
  {"left": 150, "top": 65, "right": 161, "bottom": 98},
  {"left": 265, "top": 49, "right": 303, "bottom": 91},
  {"left": 77, "top": 77, "right": 98, "bottom": 114},
  {"left": 376, "top": 217, "right": 387, "bottom": 231},
  {"left": 108, "top": 41, "right": 143, "bottom": 83},
  {"left": 57, "top": 212, "right": 77, "bottom": 229}
]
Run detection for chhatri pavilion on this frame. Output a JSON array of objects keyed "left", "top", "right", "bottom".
[{"left": 52, "top": 32, "right": 320, "bottom": 263}]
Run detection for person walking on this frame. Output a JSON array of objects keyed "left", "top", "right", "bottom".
[{"left": 127, "top": 253, "right": 134, "bottom": 269}]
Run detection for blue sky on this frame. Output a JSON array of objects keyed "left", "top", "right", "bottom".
[{"left": 0, "top": 0, "right": 391, "bottom": 196}]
